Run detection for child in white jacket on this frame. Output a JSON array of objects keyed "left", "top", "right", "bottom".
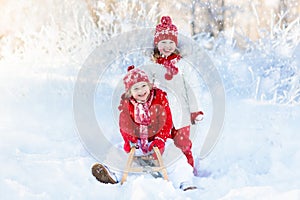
[{"left": 144, "top": 16, "right": 204, "bottom": 169}]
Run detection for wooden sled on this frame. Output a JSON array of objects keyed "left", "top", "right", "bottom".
[{"left": 121, "top": 146, "right": 168, "bottom": 184}]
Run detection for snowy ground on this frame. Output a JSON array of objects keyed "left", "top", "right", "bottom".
[
  {"left": 1, "top": 1, "right": 300, "bottom": 200},
  {"left": 1, "top": 45, "right": 300, "bottom": 200}
]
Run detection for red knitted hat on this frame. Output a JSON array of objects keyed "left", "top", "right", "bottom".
[
  {"left": 123, "top": 65, "right": 150, "bottom": 91},
  {"left": 154, "top": 16, "right": 178, "bottom": 46}
]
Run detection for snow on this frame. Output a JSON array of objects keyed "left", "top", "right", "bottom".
[
  {"left": 264, "top": 0, "right": 280, "bottom": 8},
  {"left": 1, "top": 1, "right": 300, "bottom": 200}
]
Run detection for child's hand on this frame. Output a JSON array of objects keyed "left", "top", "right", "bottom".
[
  {"left": 148, "top": 138, "right": 165, "bottom": 157},
  {"left": 123, "top": 141, "right": 137, "bottom": 153},
  {"left": 191, "top": 111, "right": 204, "bottom": 124}
]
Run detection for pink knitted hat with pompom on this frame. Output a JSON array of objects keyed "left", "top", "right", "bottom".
[
  {"left": 154, "top": 16, "right": 178, "bottom": 46},
  {"left": 123, "top": 65, "right": 150, "bottom": 91}
]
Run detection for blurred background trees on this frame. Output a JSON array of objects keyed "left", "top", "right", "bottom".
[
  {"left": 1, "top": 0, "right": 299, "bottom": 104},
  {"left": 84, "top": 0, "right": 299, "bottom": 44}
]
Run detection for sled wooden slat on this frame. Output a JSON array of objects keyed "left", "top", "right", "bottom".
[
  {"left": 121, "top": 147, "right": 136, "bottom": 184},
  {"left": 121, "top": 146, "right": 168, "bottom": 184},
  {"left": 153, "top": 146, "right": 168, "bottom": 180}
]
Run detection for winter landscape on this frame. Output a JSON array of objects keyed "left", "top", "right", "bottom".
[{"left": 0, "top": 0, "right": 300, "bottom": 199}]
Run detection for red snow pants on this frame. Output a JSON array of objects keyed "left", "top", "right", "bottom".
[{"left": 171, "top": 125, "right": 194, "bottom": 167}]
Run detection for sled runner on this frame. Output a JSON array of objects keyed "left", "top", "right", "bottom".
[{"left": 121, "top": 146, "right": 168, "bottom": 184}]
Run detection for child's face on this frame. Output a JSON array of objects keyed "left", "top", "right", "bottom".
[
  {"left": 157, "top": 39, "right": 176, "bottom": 57},
  {"left": 130, "top": 82, "right": 151, "bottom": 102}
]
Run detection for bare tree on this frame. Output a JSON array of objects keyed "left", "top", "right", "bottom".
[
  {"left": 279, "top": 0, "right": 288, "bottom": 28},
  {"left": 84, "top": 0, "right": 160, "bottom": 38},
  {"left": 187, "top": 0, "right": 226, "bottom": 36}
]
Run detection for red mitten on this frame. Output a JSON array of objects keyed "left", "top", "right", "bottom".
[
  {"left": 148, "top": 138, "right": 165, "bottom": 158},
  {"left": 123, "top": 141, "right": 131, "bottom": 153},
  {"left": 123, "top": 141, "right": 137, "bottom": 153},
  {"left": 191, "top": 111, "right": 204, "bottom": 124}
]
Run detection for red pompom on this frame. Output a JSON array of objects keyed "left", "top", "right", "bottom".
[
  {"left": 161, "top": 16, "right": 172, "bottom": 26},
  {"left": 165, "top": 73, "right": 173, "bottom": 80},
  {"left": 127, "top": 65, "right": 135, "bottom": 72}
]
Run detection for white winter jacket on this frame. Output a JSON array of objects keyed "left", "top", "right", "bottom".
[{"left": 141, "top": 59, "right": 200, "bottom": 129}]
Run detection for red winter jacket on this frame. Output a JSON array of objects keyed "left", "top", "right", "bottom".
[{"left": 118, "top": 88, "right": 173, "bottom": 151}]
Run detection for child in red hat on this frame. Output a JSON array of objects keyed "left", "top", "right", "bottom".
[
  {"left": 92, "top": 65, "right": 197, "bottom": 191},
  {"left": 119, "top": 65, "right": 172, "bottom": 157},
  {"left": 151, "top": 16, "right": 204, "bottom": 169}
]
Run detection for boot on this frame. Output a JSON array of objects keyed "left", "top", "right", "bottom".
[
  {"left": 180, "top": 182, "right": 197, "bottom": 191},
  {"left": 91, "top": 163, "right": 118, "bottom": 184}
]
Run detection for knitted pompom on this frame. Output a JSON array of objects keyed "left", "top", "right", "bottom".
[
  {"left": 161, "top": 16, "right": 172, "bottom": 27},
  {"left": 127, "top": 65, "right": 135, "bottom": 71}
]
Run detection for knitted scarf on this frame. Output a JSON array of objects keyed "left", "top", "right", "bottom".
[
  {"left": 156, "top": 54, "right": 181, "bottom": 80},
  {"left": 130, "top": 90, "right": 154, "bottom": 153}
]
